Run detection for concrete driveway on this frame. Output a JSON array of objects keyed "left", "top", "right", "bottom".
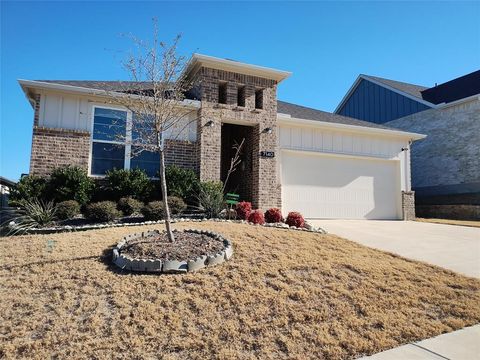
[{"left": 310, "top": 220, "right": 480, "bottom": 278}]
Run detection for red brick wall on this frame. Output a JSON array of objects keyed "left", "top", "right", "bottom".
[
  {"left": 164, "top": 140, "right": 198, "bottom": 172},
  {"left": 30, "top": 126, "right": 90, "bottom": 176}
]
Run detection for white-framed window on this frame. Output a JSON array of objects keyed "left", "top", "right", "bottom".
[{"left": 90, "top": 105, "right": 160, "bottom": 177}]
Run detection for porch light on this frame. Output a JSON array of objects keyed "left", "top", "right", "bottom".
[
  {"left": 263, "top": 127, "right": 273, "bottom": 134},
  {"left": 204, "top": 120, "right": 215, "bottom": 128}
]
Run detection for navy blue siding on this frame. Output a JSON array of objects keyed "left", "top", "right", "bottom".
[{"left": 338, "top": 79, "right": 431, "bottom": 124}]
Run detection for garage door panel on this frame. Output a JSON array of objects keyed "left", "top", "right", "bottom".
[{"left": 281, "top": 151, "right": 400, "bottom": 219}]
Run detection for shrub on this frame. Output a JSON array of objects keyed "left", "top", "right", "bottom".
[
  {"left": 264, "top": 208, "right": 283, "bottom": 223},
  {"left": 248, "top": 210, "right": 265, "bottom": 225},
  {"left": 285, "top": 212, "right": 305, "bottom": 228},
  {"left": 141, "top": 201, "right": 165, "bottom": 221},
  {"left": 196, "top": 181, "right": 224, "bottom": 219},
  {"left": 236, "top": 201, "right": 252, "bottom": 220},
  {"left": 9, "top": 175, "right": 48, "bottom": 206},
  {"left": 165, "top": 165, "right": 199, "bottom": 203},
  {"left": 56, "top": 200, "right": 80, "bottom": 220},
  {"left": 104, "top": 168, "right": 152, "bottom": 201},
  {"left": 5, "top": 199, "right": 57, "bottom": 235},
  {"left": 117, "top": 197, "right": 143, "bottom": 216},
  {"left": 168, "top": 196, "right": 187, "bottom": 215},
  {"left": 48, "top": 166, "right": 94, "bottom": 205},
  {"left": 84, "top": 201, "right": 121, "bottom": 222}
]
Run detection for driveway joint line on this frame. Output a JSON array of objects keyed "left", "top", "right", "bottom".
[{"left": 410, "top": 343, "right": 451, "bottom": 360}]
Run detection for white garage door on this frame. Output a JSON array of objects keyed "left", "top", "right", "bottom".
[{"left": 281, "top": 150, "right": 401, "bottom": 219}]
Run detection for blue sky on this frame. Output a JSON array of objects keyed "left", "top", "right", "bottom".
[{"left": 1, "top": 1, "right": 479, "bottom": 181}]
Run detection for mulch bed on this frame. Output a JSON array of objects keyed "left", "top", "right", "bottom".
[{"left": 121, "top": 231, "right": 224, "bottom": 261}]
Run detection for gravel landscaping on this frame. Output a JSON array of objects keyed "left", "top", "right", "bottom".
[{"left": 1, "top": 222, "right": 479, "bottom": 359}]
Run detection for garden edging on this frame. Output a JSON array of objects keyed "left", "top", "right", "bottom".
[
  {"left": 113, "top": 229, "right": 234, "bottom": 273},
  {"left": 19, "top": 218, "right": 327, "bottom": 235}
]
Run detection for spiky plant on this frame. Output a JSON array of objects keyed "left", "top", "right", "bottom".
[{"left": 2, "top": 199, "right": 57, "bottom": 235}]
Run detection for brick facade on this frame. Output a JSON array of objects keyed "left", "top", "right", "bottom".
[
  {"left": 30, "top": 126, "right": 91, "bottom": 176},
  {"left": 195, "top": 67, "right": 281, "bottom": 209},
  {"left": 402, "top": 191, "right": 416, "bottom": 220},
  {"left": 164, "top": 139, "right": 198, "bottom": 171}
]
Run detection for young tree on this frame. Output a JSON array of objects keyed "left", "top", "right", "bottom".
[{"left": 102, "top": 20, "right": 198, "bottom": 242}]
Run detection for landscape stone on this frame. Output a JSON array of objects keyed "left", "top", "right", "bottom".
[
  {"left": 207, "top": 252, "right": 225, "bottom": 266},
  {"left": 187, "top": 256, "right": 207, "bottom": 272},
  {"left": 163, "top": 259, "right": 188, "bottom": 273}
]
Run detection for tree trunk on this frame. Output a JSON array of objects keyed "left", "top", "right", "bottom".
[{"left": 159, "top": 148, "right": 175, "bottom": 242}]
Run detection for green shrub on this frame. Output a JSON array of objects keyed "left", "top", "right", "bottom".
[
  {"left": 104, "top": 168, "right": 152, "bottom": 201},
  {"left": 168, "top": 196, "right": 187, "bottom": 215},
  {"left": 56, "top": 200, "right": 80, "bottom": 220},
  {"left": 84, "top": 201, "right": 121, "bottom": 222},
  {"left": 141, "top": 201, "right": 165, "bottom": 221},
  {"left": 48, "top": 166, "right": 94, "bottom": 205},
  {"left": 196, "top": 181, "right": 224, "bottom": 219},
  {"left": 165, "top": 165, "right": 199, "bottom": 202},
  {"left": 5, "top": 199, "right": 57, "bottom": 235},
  {"left": 117, "top": 197, "right": 143, "bottom": 216},
  {"left": 9, "top": 175, "right": 48, "bottom": 206}
]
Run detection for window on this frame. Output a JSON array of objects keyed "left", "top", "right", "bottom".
[
  {"left": 255, "top": 89, "right": 263, "bottom": 109},
  {"left": 218, "top": 82, "right": 227, "bottom": 104},
  {"left": 130, "top": 147, "right": 160, "bottom": 177},
  {"left": 91, "top": 142, "right": 125, "bottom": 175},
  {"left": 90, "top": 107, "right": 160, "bottom": 177},
  {"left": 91, "top": 107, "right": 127, "bottom": 175},
  {"left": 237, "top": 85, "right": 245, "bottom": 107}
]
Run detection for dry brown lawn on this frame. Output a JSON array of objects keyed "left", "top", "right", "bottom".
[
  {"left": 1, "top": 222, "right": 479, "bottom": 359},
  {"left": 416, "top": 218, "right": 480, "bottom": 228}
]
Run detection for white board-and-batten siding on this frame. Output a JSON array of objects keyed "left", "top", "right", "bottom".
[
  {"left": 37, "top": 91, "right": 198, "bottom": 141},
  {"left": 278, "top": 123, "right": 412, "bottom": 192}
]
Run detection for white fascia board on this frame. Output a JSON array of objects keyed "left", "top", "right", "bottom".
[
  {"left": 334, "top": 75, "right": 436, "bottom": 113},
  {"left": 186, "top": 53, "right": 292, "bottom": 83},
  {"left": 277, "top": 114, "right": 426, "bottom": 141},
  {"left": 17, "top": 79, "right": 201, "bottom": 109}
]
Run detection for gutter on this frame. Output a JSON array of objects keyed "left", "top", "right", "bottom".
[{"left": 277, "top": 114, "right": 426, "bottom": 141}]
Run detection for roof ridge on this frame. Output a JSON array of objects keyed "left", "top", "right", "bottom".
[{"left": 361, "top": 74, "right": 428, "bottom": 89}]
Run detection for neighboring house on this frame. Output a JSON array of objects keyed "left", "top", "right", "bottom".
[
  {"left": 336, "top": 71, "right": 480, "bottom": 219},
  {"left": 19, "top": 54, "right": 424, "bottom": 220},
  {"left": 0, "top": 176, "right": 16, "bottom": 208}
]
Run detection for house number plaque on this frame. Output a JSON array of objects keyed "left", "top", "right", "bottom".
[{"left": 260, "top": 151, "right": 275, "bottom": 158}]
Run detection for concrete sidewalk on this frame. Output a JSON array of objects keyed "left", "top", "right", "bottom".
[
  {"left": 310, "top": 220, "right": 480, "bottom": 278},
  {"left": 361, "top": 324, "right": 480, "bottom": 359}
]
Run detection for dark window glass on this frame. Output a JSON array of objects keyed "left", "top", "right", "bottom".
[
  {"left": 91, "top": 142, "right": 125, "bottom": 175},
  {"left": 93, "top": 108, "right": 127, "bottom": 142},
  {"left": 130, "top": 146, "right": 160, "bottom": 177}
]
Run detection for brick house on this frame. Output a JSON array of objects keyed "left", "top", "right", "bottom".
[
  {"left": 335, "top": 70, "right": 480, "bottom": 219},
  {"left": 19, "top": 54, "right": 425, "bottom": 219}
]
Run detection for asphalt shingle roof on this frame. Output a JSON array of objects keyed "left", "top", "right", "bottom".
[
  {"left": 277, "top": 101, "right": 394, "bottom": 130},
  {"left": 362, "top": 75, "right": 428, "bottom": 100},
  {"left": 36, "top": 80, "right": 154, "bottom": 91}
]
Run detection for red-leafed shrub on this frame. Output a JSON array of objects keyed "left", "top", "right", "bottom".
[
  {"left": 264, "top": 208, "right": 283, "bottom": 223},
  {"left": 236, "top": 201, "right": 252, "bottom": 220},
  {"left": 285, "top": 212, "right": 305, "bottom": 228},
  {"left": 248, "top": 210, "right": 265, "bottom": 225}
]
